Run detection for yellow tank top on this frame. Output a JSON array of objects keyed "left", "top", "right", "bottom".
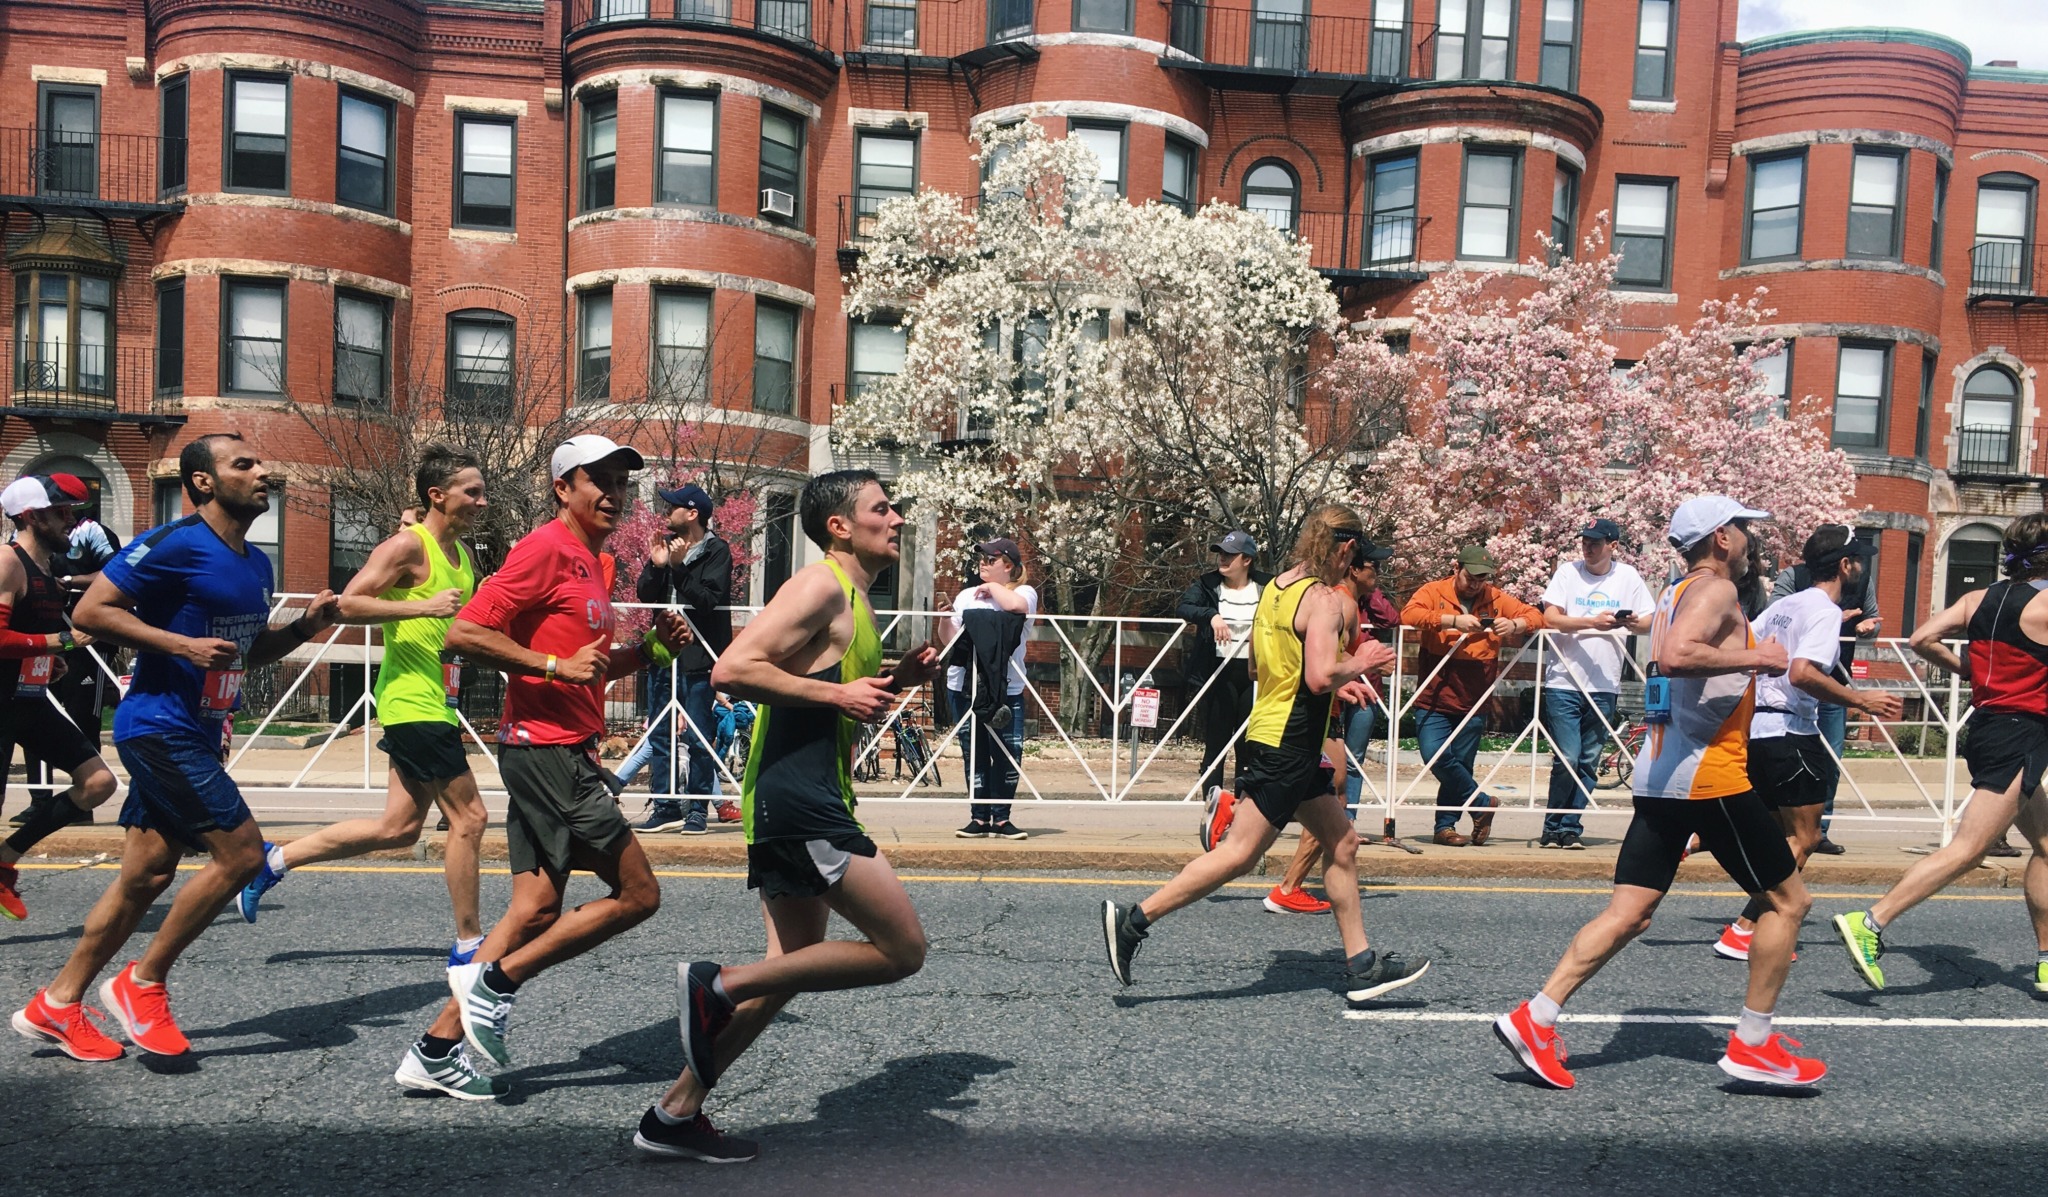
[
  {"left": 373, "top": 523, "right": 476, "bottom": 726},
  {"left": 1245, "top": 575, "right": 1328, "bottom": 752}
]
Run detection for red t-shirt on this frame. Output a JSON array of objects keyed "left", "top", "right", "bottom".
[{"left": 459, "top": 518, "right": 617, "bottom": 746}]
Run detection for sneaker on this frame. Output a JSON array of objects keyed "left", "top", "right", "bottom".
[
  {"left": 1560, "top": 833, "right": 1585, "bottom": 850},
  {"left": 1539, "top": 834, "right": 1562, "bottom": 850},
  {"left": 2034, "top": 961, "right": 2048, "bottom": 996},
  {"left": 238, "top": 845, "right": 283, "bottom": 923},
  {"left": 1988, "top": 838, "right": 2024, "bottom": 858},
  {"left": 990, "top": 821, "right": 1029, "bottom": 840},
  {"left": 1833, "top": 911, "right": 1886, "bottom": 990},
  {"left": 678, "top": 961, "right": 735, "bottom": 1090},
  {"left": 1200, "top": 786, "right": 1239, "bottom": 852},
  {"left": 1100, "top": 900, "right": 1146, "bottom": 986},
  {"left": 1717, "top": 1031, "right": 1826, "bottom": 1086},
  {"left": 955, "top": 821, "right": 991, "bottom": 838},
  {"left": 637, "top": 802, "right": 688, "bottom": 834},
  {"left": 680, "top": 814, "right": 709, "bottom": 835},
  {"left": 394, "top": 1041, "right": 507, "bottom": 1100},
  {"left": 1493, "top": 1001, "right": 1574, "bottom": 1090},
  {"left": 1813, "top": 836, "right": 1846, "bottom": 856},
  {"left": 1714, "top": 924, "right": 1753, "bottom": 961},
  {"left": 633, "top": 1106, "right": 759, "bottom": 1163},
  {"left": 715, "top": 800, "right": 742, "bottom": 824},
  {"left": 0, "top": 863, "right": 24, "bottom": 921},
  {"left": 11, "top": 990, "right": 123, "bottom": 1061},
  {"left": 448, "top": 962, "right": 515, "bottom": 1065},
  {"left": 447, "top": 937, "right": 485, "bottom": 969},
  {"left": 1344, "top": 950, "right": 1431, "bottom": 1002},
  {"left": 98, "top": 962, "right": 189, "bottom": 1056},
  {"left": 1263, "top": 886, "right": 1333, "bottom": 915}
]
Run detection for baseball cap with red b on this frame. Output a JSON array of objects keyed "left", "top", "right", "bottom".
[{"left": 1, "top": 472, "right": 89, "bottom": 518}]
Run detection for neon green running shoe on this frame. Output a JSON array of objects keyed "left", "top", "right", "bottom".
[
  {"left": 1833, "top": 911, "right": 1886, "bottom": 990},
  {"left": 2034, "top": 961, "right": 2048, "bottom": 996}
]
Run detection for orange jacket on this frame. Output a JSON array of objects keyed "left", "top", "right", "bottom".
[{"left": 1400, "top": 576, "right": 1545, "bottom": 713}]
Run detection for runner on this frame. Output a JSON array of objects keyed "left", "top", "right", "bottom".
[
  {"left": 235, "top": 445, "right": 491, "bottom": 969},
  {"left": 637, "top": 469, "right": 942, "bottom": 1163},
  {"left": 1713, "top": 526, "right": 1900, "bottom": 960},
  {"left": 11, "top": 434, "right": 340, "bottom": 1061},
  {"left": 0, "top": 473, "right": 119, "bottom": 920},
  {"left": 1100, "top": 505, "right": 1429, "bottom": 1003},
  {"left": 396, "top": 435, "right": 685, "bottom": 1100},
  {"left": 1494, "top": 495, "right": 1821, "bottom": 1090},
  {"left": 1835, "top": 512, "right": 2048, "bottom": 991}
]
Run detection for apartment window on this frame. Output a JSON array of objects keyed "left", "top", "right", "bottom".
[
  {"left": 854, "top": 133, "right": 917, "bottom": 237},
  {"left": 1633, "top": 0, "right": 1674, "bottom": 100},
  {"left": 582, "top": 95, "right": 616, "bottom": 212},
  {"left": 761, "top": 490, "right": 796, "bottom": 601},
  {"left": 1458, "top": 149, "right": 1519, "bottom": 261},
  {"left": 226, "top": 74, "right": 289, "bottom": 193},
  {"left": 1753, "top": 341, "right": 1791, "bottom": 420},
  {"left": 849, "top": 319, "right": 907, "bottom": 397},
  {"left": 446, "top": 311, "right": 514, "bottom": 421},
  {"left": 658, "top": 93, "right": 716, "bottom": 206},
  {"left": 1550, "top": 164, "right": 1578, "bottom": 261},
  {"left": 1931, "top": 162, "right": 1949, "bottom": 271},
  {"left": 866, "top": 0, "right": 917, "bottom": 46},
  {"left": 1163, "top": 136, "right": 1198, "bottom": 215},
  {"left": 1071, "top": 122, "right": 1125, "bottom": 197},
  {"left": 155, "top": 278, "right": 184, "bottom": 398},
  {"left": 450, "top": 118, "right": 515, "bottom": 230},
  {"left": 13, "top": 271, "right": 111, "bottom": 397},
  {"left": 38, "top": 84, "right": 99, "bottom": 198},
  {"left": 1368, "top": 0, "right": 1408, "bottom": 76},
  {"left": 159, "top": 75, "right": 188, "bottom": 195},
  {"left": 761, "top": 0, "right": 809, "bottom": 40},
  {"left": 1614, "top": 178, "right": 1674, "bottom": 290},
  {"left": 1243, "top": 160, "right": 1298, "bottom": 234},
  {"left": 1436, "top": 0, "right": 1513, "bottom": 81},
  {"left": 653, "top": 289, "right": 710, "bottom": 403},
  {"left": 578, "top": 291, "right": 612, "bottom": 403},
  {"left": 1958, "top": 365, "right": 2021, "bottom": 468},
  {"left": 223, "top": 279, "right": 286, "bottom": 396},
  {"left": 1366, "top": 152, "right": 1418, "bottom": 265},
  {"left": 759, "top": 107, "right": 804, "bottom": 224},
  {"left": 1847, "top": 150, "right": 1905, "bottom": 260},
  {"left": 1903, "top": 532, "right": 1924, "bottom": 636},
  {"left": 336, "top": 89, "right": 393, "bottom": 213},
  {"left": 1744, "top": 152, "right": 1803, "bottom": 263},
  {"left": 329, "top": 495, "right": 380, "bottom": 593},
  {"left": 1915, "top": 350, "right": 1936, "bottom": 460},
  {"left": 1833, "top": 341, "right": 1890, "bottom": 450},
  {"left": 1972, "top": 174, "right": 2034, "bottom": 291},
  {"left": 248, "top": 489, "right": 284, "bottom": 591},
  {"left": 153, "top": 477, "right": 184, "bottom": 530},
  {"left": 1250, "top": 0, "right": 1307, "bottom": 71},
  {"left": 754, "top": 301, "right": 798, "bottom": 414},
  {"left": 1539, "top": 0, "right": 1578, "bottom": 90},
  {"left": 1074, "top": 0, "right": 1132, "bottom": 35},
  {"left": 334, "top": 291, "right": 388, "bottom": 405}
]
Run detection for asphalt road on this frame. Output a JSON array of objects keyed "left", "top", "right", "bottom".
[{"left": 5, "top": 862, "right": 2046, "bottom": 1196}]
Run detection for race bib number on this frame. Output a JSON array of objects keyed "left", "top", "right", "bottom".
[
  {"left": 441, "top": 652, "right": 464, "bottom": 708},
  {"left": 200, "top": 667, "right": 245, "bottom": 714},
  {"left": 17, "top": 654, "right": 54, "bottom": 694}
]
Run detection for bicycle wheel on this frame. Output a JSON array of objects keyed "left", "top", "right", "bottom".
[
  {"left": 902, "top": 727, "right": 939, "bottom": 786},
  {"left": 853, "top": 729, "right": 882, "bottom": 783}
]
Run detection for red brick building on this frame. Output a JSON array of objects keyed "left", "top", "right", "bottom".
[{"left": 2, "top": 1, "right": 2045, "bottom": 626}]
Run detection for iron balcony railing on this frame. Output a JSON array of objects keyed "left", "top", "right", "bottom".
[
  {"left": 1166, "top": 4, "right": 1433, "bottom": 79},
  {"left": 1968, "top": 240, "right": 2048, "bottom": 302},
  {"left": 842, "top": 0, "right": 1036, "bottom": 59},
  {"left": 567, "top": 0, "right": 823, "bottom": 52},
  {"left": 1951, "top": 423, "right": 2047, "bottom": 479},
  {"left": 3, "top": 341, "right": 183, "bottom": 421},
  {"left": 0, "top": 128, "right": 187, "bottom": 210},
  {"left": 1256, "top": 209, "right": 1423, "bottom": 275}
]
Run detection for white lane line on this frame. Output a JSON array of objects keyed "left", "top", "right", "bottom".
[{"left": 1344, "top": 1011, "right": 2048, "bottom": 1028}]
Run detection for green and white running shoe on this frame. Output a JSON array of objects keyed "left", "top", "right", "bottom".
[
  {"left": 2034, "top": 961, "right": 2048, "bottom": 996},
  {"left": 1833, "top": 911, "right": 1887, "bottom": 990},
  {"left": 394, "top": 1042, "right": 507, "bottom": 1101},
  {"left": 448, "top": 962, "right": 516, "bottom": 1065}
]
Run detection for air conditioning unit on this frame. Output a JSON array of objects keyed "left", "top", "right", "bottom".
[{"left": 760, "top": 188, "right": 796, "bottom": 219}]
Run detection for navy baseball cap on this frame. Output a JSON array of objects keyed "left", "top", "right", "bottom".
[
  {"left": 1211, "top": 530, "right": 1257, "bottom": 556},
  {"left": 1580, "top": 518, "right": 1622, "bottom": 542},
  {"left": 658, "top": 482, "right": 715, "bottom": 522}
]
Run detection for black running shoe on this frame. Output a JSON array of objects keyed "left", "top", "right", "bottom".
[
  {"left": 632, "top": 1106, "right": 759, "bottom": 1163},
  {"left": 1345, "top": 950, "right": 1431, "bottom": 1002},
  {"left": 1101, "top": 900, "right": 1146, "bottom": 986},
  {"left": 679, "top": 961, "right": 735, "bottom": 1089}
]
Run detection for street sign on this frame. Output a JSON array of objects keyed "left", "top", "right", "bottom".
[
  {"left": 1131, "top": 687, "right": 1160, "bottom": 728},
  {"left": 1851, "top": 661, "right": 1869, "bottom": 680}
]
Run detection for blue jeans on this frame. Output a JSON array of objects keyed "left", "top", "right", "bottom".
[
  {"left": 1416, "top": 708, "right": 1493, "bottom": 833},
  {"left": 1817, "top": 701, "right": 1846, "bottom": 834},
  {"left": 648, "top": 669, "right": 718, "bottom": 813},
  {"left": 1341, "top": 702, "right": 1382, "bottom": 816},
  {"left": 952, "top": 687, "right": 1024, "bottom": 823},
  {"left": 1539, "top": 688, "right": 1617, "bottom": 838},
  {"left": 615, "top": 735, "right": 655, "bottom": 785}
]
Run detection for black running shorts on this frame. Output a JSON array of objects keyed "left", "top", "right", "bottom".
[
  {"left": 1962, "top": 712, "right": 2048, "bottom": 797},
  {"left": 0, "top": 696, "right": 97, "bottom": 804},
  {"left": 1613, "top": 792, "right": 1797, "bottom": 895},
  {"left": 1239, "top": 742, "right": 1334, "bottom": 831},
  {"left": 379, "top": 721, "right": 471, "bottom": 784},
  {"left": 499, "top": 742, "right": 632, "bottom": 875},
  {"left": 1746, "top": 734, "right": 1835, "bottom": 809},
  {"left": 746, "top": 832, "right": 878, "bottom": 900}
]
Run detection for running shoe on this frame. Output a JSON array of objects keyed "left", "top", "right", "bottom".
[
  {"left": 448, "top": 962, "right": 515, "bottom": 1065},
  {"left": 1833, "top": 910, "right": 1886, "bottom": 990},
  {"left": 955, "top": 821, "right": 990, "bottom": 838},
  {"left": 1200, "top": 786, "right": 1239, "bottom": 852},
  {"left": 395, "top": 1041, "right": 506, "bottom": 1100},
  {"left": 1560, "top": 833, "right": 1585, "bottom": 850},
  {"left": 238, "top": 844, "right": 283, "bottom": 923},
  {"left": 715, "top": 800, "right": 742, "bottom": 824},
  {"left": 1714, "top": 924, "right": 1753, "bottom": 961},
  {"left": 1494, "top": 1001, "right": 1573, "bottom": 1089},
  {"left": 98, "top": 962, "right": 190, "bottom": 1056},
  {"left": 1539, "top": 834, "right": 1562, "bottom": 850},
  {"left": 1263, "top": 886, "right": 1333, "bottom": 915},
  {"left": 679, "top": 961, "right": 734, "bottom": 1090},
  {"left": 0, "top": 863, "right": 25, "bottom": 921},
  {"left": 2035, "top": 961, "right": 2048, "bottom": 996},
  {"left": 633, "top": 1106, "right": 759, "bottom": 1163},
  {"left": 990, "top": 821, "right": 1029, "bottom": 840},
  {"left": 636, "top": 802, "right": 688, "bottom": 834},
  {"left": 1100, "top": 900, "right": 1146, "bottom": 986},
  {"left": 1717, "top": 1031, "right": 1826, "bottom": 1086},
  {"left": 1344, "top": 951, "right": 1431, "bottom": 1002},
  {"left": 12, "top": 990, "right": 123, "bottom": 1062}
]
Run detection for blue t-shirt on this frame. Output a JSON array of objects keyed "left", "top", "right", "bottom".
[{"left": 103, "top": 514, "right": 274, "bottom": 744}]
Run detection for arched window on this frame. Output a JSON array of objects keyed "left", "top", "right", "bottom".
[
  {"left": 1243, "top": 160, "right": 1298, "bottom": 234},
  {"left": 1972, "top": 172, "right": 2037, "bottom": 293},
  {"left": 1957, "top": 365, "right": 2022, "bottom": 468},
  {"left": 12, "top": 269, "right": 113, "bottom": 401}
]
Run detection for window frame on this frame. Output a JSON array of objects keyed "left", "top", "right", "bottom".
[
  {"left": 1748, "top": 338, "right": 1793, "bottom": 421},
  {"left": 854, "top": 130, "right": 919, "bottom": 235},
  {"left": 332, "top": 288, "right": 390, "bottom": 406},
  {"left": 14, "top": 269, "right": 115, "bottom": 398},
  {"left": 159, "top": 74, "right": 189, "bottom": 197},
  {"left": 1549, "top": 161, "right": 1578, "bottom": 263},
  {"left": 1846, "top": 148, "right": 1907, "bottom": 261},
  {"left": 1612, "top": 175, "right": 1676, "bottom": 291},
  {"left": 155, "top": 277, "right": 185, "bottom": 399},
  {"left": 1069, "top": 119, "right": 1127, "bottom": 198},
  {"left": 1538, "top": 0, "right": 1579, "bottom": 91},
  {"left": 1742, "top": 150, "right": 1805, "bottom": 265},
  {"left": 1457, "top": 146, "right": 1521, "bottom": 262},
  {"left": 581, "top": 93, "right": 617, "bottom": 214},
  {"left": 847, "top": 315, "right": 908, "bottom": 399},
  {"left": 578, "top": 289, "right": 613, "bottom": 405},
  {"left": 652, "top": 287, "right": 713, "bottom": 405},
  {"left": 1072, "top": 0, "right": 1134, "bottom": 35},
  {"left": 1162, "top": 134, "right": 1199, "bottom": 215},
  {"left": 656, "top": 89, "right": 719, "bottom": 208},
  {"left": 1915, "top": 349, "right": 1936, "bottom": 460},
  {"left": 329, "top": 492, "right": 382, "bottom": 595},
  {"left": 1958, "top": 364, "right": 2023, "bottom": 469},
  {"left": 444, "top": 309, "right": 517, "bottom": 422},
  {"left": 1435, "top": 0, "right": 1516, "bottom": 82},
  {"left": 1365, "top": 150, "right": 1419, "bottom": 266},
  {"left": 1241, "top": 158, "right": 1300, "bottom": 234},
  {"left": 37, "top": 82, "right": 101, "bottom": 200},
  {"left": 1632, "top": 0, "right": 1675, "bottom": 101},
  {"left": 761, "top": 489, "right": 797, "bottom": 601},
  {"left": 221, "top": 277, "right": 288, "bottom": 398},
  {"left": 453, "top": 115, "right": 517, "bottom": 231},
  {"left": 758, "top": 105, "right": 805, "bottom": 226},
  {"left": 1903, "top": 531, "right": 1924, "bottom": 636},
  {"left": 1931, "top": 161, "right": 1949, "bottom": 271},
  {"left": 246, "top": 485, "right": 285, "bottom": 592},
  {"left": 752, "top": 299, "right": 799, "bottom": 415},
  {"left": 1831, "top": 339, "right": 1892, "bottom": 452},
  {"left": 1971, "top": 172, "right": 2036, "bottom": 292},
  {"left": 335, "top": 86, "right": 394, "bottom": 215},
  {"left": 153, "top": 477, "right": 184, "bottom": 529},
  {"left": 224, "top": 72, "right": 291, "bottom": 195}
]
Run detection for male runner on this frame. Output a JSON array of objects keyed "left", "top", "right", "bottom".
[
  {"left": 1495, "top": 495, "right": 1821, "bottom": 1090},
  {"left": 1713, "top": 525, "right": 1900, "bottom": 960},
  {"left": 637, "top": 469, "right": 942, "bottom": 1162},
  {"left": 236, "top": 445, "right": 491, "bottom": 969},
  {"left": 1835, "top": 511, "right": 2048, "bottom": 990},
  {"left": 12, "top": 434, "right": 339, "bottom": 1060},
  {"left": 0, "top": 473, "right": 119, "bottom": 920},
  {"left": 400, "top": 435, "right": 684, "bottom": 1100},
  {"left": 1101, "top": 505, "right": 1429, "bottom": 1003}
]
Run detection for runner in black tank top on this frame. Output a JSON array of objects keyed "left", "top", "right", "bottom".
[{"left": 1836, "top": 513, "right": 2048, "bottom": 992}]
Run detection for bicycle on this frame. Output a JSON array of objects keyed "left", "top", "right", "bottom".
[
  {"left": 1594, "top": 716, "right": 1648, "bottom": 790},
  {"left": 853, "top": 696, "right": 943, "bottom": 787}
]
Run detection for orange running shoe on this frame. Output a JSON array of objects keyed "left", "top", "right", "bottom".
[
  {"left": 1494, "top": 1001, "right": 1574, "bottom": 1089},
  {"left": 98, "top": 962, "right": 190, "bottom": 1056},
  {"left": 1262, "top": 886, "right": 1333, "bottom": 914},
  {"left": 12, "top": 989, "right": 123, "bottom": 1062},
  {"left": 1718, "top": 1031, "right": 1826, "bottom": 1086},
  {"left": 0, "top": 864, "right": 24, "bottom": 921},
  {"left": 1714, "top": 924, "right": 1752, "bottom": 961},
  {"left": 1200, "top": 786, "right": 1239, "bottom": 852}
]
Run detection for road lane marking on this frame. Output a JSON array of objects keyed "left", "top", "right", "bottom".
[{"left": 1346, "top": 1011, "right": 2048, "bottom": 1028}]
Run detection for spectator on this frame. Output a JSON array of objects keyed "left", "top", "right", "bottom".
[
  {"left": 1770, "top": 526, "right": 1885, "bottom": 856},
  {"left": 1401, "top": 546, "right": 1544, "bottom": 846},
  {"left": 634, "top": 483, "right": 733, "bottom": 835},
  {"left": 1177, "top": 531, "right": 1272, "bottom": 797},
  {"left": 1339, "top": 538, "right": 1401, "bottom": 820},
  {"left": 949, "top": 537, "right": 1037, "bottom": 839},
  {"left": 1536, "top": 519, "right": 1654, "bottom": 849}
]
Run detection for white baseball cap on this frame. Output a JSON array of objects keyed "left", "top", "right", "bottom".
[
  {"left": 1666, "top": 494, "right": 1771, "bottom": 552},
  {"left": 549, "top": 434, "right": 645, "bottom": 481},
  {"left": 2, "top": 473, "right": 89, "bottom": 518}
]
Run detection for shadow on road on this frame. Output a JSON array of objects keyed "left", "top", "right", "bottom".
[
  {"left": 1110, "top": 949, "right": 1346, "bottom": 1007},
  {"left": 186, "top": 980, "right": 448, "bottom": 1059},
  {"left": 1543, "top": 1008, "right": 1725, "bottom": 1075},
  {"left": 1821, "top": 941, "right": 2031, "bottom": 1004},
  {"left": 747, "top": 1051, "right": 1014, "bottom": 1140},
  {"left": 498, "top": 1019, "right": 678, "bottom": 1100}
]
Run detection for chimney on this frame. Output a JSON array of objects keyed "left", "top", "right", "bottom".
[{"left": 1989, "top": 59, "right": 2019, "bottom": 67}]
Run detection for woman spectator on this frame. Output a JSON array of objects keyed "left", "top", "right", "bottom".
[{"left": 950, "top": 537, "right": 1038, "bottom": 839}]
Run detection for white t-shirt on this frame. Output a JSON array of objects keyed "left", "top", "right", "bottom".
[
  {"left": 1750, "top": 587, "right": 1842, "bottom": 739},
  {"left": 1215, "top": 580, "right": 1261, "bottom": 663},
  {"left": 1540, "top": 559, "right": 1655, "bottom": 694},
  {"left": 947, "top": 584, "right": 1038, "bottom": 695}
]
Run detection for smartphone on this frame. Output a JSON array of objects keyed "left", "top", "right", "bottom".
[{"left": 1613, "top": 609, "right": 1633, "bottom": 622}]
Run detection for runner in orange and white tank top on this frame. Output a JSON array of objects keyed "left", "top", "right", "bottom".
[{"left": 1635, "top": 574, "right": 1758, "bottom": 802}]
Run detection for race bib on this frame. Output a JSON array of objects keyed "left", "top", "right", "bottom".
[
  {"left": 200, "top": 667, "right": 245, "bottom": 714},
  {"left": 17, "top": 654, "right": 54, "bottom": 694},
  {"left": 441, "top": 651, "right": 464, "bottom": 708}
]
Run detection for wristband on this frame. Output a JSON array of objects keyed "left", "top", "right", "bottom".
[
  {"left": 544, "top": 654, "right": 558, "bottom": 682},
  {"left": 286, "top": 618, "right": 315, "bottom": 645},
  {"left": 640, "top": 629, "right": 674, "bottom": 667},
  {"left": 882, "top": 675, "right": 905, "bottom": 694}
]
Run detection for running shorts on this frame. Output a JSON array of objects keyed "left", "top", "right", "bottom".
[
  {"left": 1613, "top": 793, "right": 1796, "bottom": 895},
  {"left": 379, "top": 721, "right": 471, "bottom": 784},
  {"left": 747, "top": 832, "right": 878, "bottom": 900},
  {"left": 116, "top": 731, "right": 252, "bottom": 850},
  {"left": 500, "top": 742, "right": 632, "bottom": 875},
  {"left": 1239, "top": 742, "right": 1334, "bottom": 831},
  {"left": 1962, "top": 712, "right": 2048, "bottom": 797},
  {"left": 1746, "top": 734, "right": 1836, "bottom": 809},
  {"left": 0, "top": 696, "right": 98, "bottom": 804}
]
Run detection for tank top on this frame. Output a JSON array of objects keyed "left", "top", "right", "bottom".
[
  {"left": 742, "top": 557, "right": 884, "bottom": 843},
  {"left": 1634, "top": 574, "right": 1756, "bottom": 801},
  {"left": 1965, "top": 578, "right": 2048, "bottom": 717},
  {"left": 5, "top": 541, "right": 70, "bottom": 701},
  {"left": 372, "top": 523, "right": 476, "bottom": 727},
  {"left": 1244, "top": 575, "right": 1328, "bottom": 754}
]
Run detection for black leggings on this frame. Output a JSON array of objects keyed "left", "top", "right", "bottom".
[{"left": 1201, "top": 658, "right": 1255, "bottom": 791}]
